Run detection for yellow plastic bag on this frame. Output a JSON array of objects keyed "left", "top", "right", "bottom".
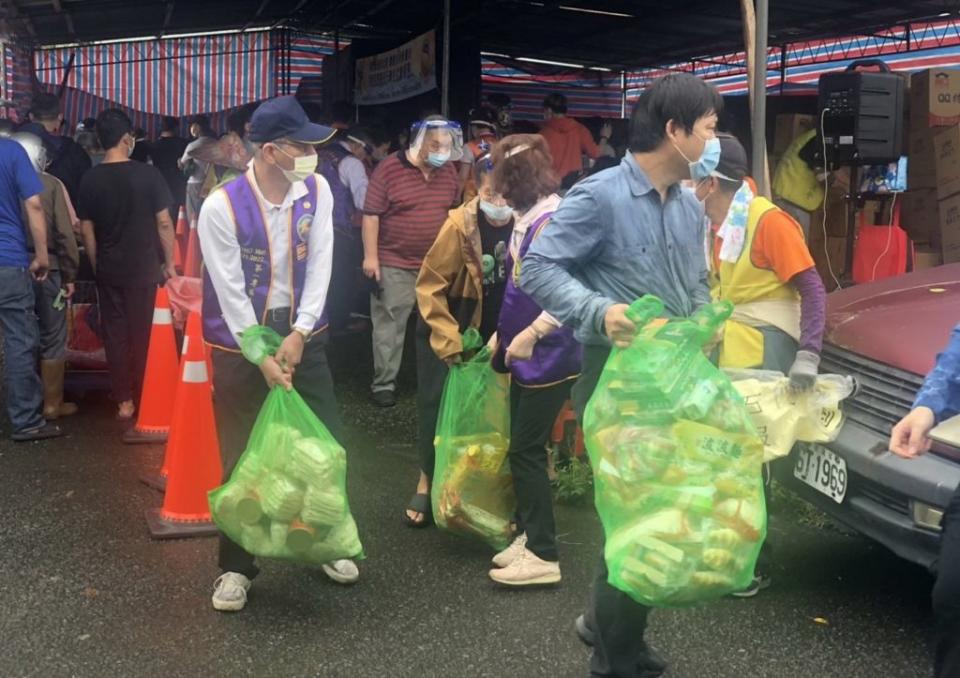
[{"left": 725, "top": 370, "right": 856, "bottom": 462}]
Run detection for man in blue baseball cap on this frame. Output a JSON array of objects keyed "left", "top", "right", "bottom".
[{"left": 198, "top": 95, "right": 361, "bottom": 612}]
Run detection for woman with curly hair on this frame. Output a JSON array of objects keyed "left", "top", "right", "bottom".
[{"left": 486, "top": 133, "right": 581, "bottom": 586}]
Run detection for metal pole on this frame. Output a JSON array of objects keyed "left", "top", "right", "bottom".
[
  {"left": 441, "top": 0, "right": 451, "bottom": 117},
  {"left": 752, "top": 0, "right": 769, "bottom": 196},
  {"left": 620, "top": 71, "right": 627, "bottom": 118}
]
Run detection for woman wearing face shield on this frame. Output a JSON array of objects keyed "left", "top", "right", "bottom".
[
  {"left": 482, "top": 134, "right": 582, "bottom": 586},
  {"left": 695, "top": 132, "right": 826, "bottom": 598},
  {"left": 407, "top": 151, "right": 515, "bottom": 528}
]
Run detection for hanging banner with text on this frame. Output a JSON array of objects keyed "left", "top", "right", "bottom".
[{"left": 354, "top": 30, "right": 436, "bottom": 105}]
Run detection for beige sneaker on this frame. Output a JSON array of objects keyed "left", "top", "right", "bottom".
[
  {"left": 491, "top": 532, "right": 528, "bottom": 568},
  {"left": 489, "top": 548, "right": 561, "bottom": 586}
]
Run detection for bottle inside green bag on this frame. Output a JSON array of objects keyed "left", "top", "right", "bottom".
[
  {"left": 624, "top": 295, "right": 665, "bottom": 328},
  {"left": 652, "top": 300, "right": 733, "bottom": 348}
]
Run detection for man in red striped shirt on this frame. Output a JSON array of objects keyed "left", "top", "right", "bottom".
[{"left": 361, "top": 116, "right": 462, "bottom": 407}]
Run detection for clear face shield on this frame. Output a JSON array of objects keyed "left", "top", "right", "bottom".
[{"left": 409, "top": 119, "right": 464, "bottom": 167}]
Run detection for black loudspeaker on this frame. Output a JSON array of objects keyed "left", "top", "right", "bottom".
[{"left": 817, "top": 59, "right": 905, "bottom": 167}]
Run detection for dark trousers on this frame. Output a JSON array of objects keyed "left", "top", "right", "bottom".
[
  {"left": 213, "top": 323, "right": 342, "bottom": 579},
  {"left": 0, "top": 266, "right": 44, "bottom": 433},
  {"left": 97, "top": 283, "right": 155, "bottom": 403},
  {"left": 574, "top": 344, "right": 655, "bottom": 678},
  {"left": 33, "top": 271, "right": 67, "bottom": 361},
  {"left": 510, "top": 380, "right": 569, "bottom": 562},
  {"left": 328, "top": 228, "right": 360, "bottom": 332},
  {"left": 934, "top": 485, "right": 960, "bottom": 677},
  {"left": 416, "top": 316, "right": 449, "bottom": 479}
]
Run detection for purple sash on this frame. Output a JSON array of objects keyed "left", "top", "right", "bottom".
[
  {"left": 494, "top": 211, "right": 581, "bottom": 386},
  {"left": 203, "top": 173, "right": 328, "bottom": 350}
]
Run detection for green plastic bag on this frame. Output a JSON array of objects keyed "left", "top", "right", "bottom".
[
  {"left": 208, "top": 327, "right": 363, "bottom": 566},
  {"left": 583, "top": 296, "right": 766, "bottom": 607},
  {"left": 431, "top": 329, "right": 514, "bottom": 549}
]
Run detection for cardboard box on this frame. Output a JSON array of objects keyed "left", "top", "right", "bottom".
[
  {"left": 938, "top": 192, "right": 960, "bottom": 263},
  {"left": 811, "top": 235, "right": 847, "bottom": 290},
  {"left": 809, "top": 186, "right": 848, "bottom": 238},
  {"left": 908, "top": 126, "right": 939, "bottom": 189},
  {"left": 934, "top": 125, "right": 960, "bottom": 200},
  {"left": 910, "top": 69, "right": 960, "bottom": 130},
  {"left": 914, "top": 245, "right": 943, "bottom": 270},
  {"left": 773, "top": 114, "right": 814, "bottom": 154},
  {"left": 901, "top": 189, "right": 942, "bottom": 246}
]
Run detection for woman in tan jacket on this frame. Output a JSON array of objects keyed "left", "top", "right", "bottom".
[{"left": 405, "top": 154, "right": 514, "bottom": 526}]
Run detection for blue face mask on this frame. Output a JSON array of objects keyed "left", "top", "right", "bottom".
[
  {"left": 427, "top": 152, "right": 450, "bottom": 168},
  {"left": 676, "top": 135, "right": 720, "bottom": 181},
  {"left": 479, "top": 200, "right": 513, "bottom": 222}
]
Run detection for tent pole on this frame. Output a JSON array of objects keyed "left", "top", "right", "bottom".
[
  {"left": 741, "top": 0, "right": 771, "bottom": 197},
  {"left": 620, "top": 70, "right": 626, "bottom": 118},
  {"left": 441, "top": 0, "right": 451, "bottom": 117}
]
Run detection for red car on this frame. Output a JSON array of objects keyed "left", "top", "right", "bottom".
[{"left": 774, "top": 263, "right": 960, "bottom": 568}]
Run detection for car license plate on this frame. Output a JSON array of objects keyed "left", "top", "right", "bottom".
[{"left": 793, "top": 443, "right": 847, "bottom": 504}]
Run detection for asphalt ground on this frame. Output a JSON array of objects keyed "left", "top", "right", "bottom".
[{"left": 0, "top": 333, "right": 939, "bottom": 678}]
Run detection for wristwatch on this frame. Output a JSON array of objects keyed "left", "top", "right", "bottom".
[{"left": 293, "top": 326, "right": 312, "bottom": 343}]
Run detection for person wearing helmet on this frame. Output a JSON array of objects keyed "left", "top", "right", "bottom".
[
  {"left": 459, "top": 106, "right": 499, "bottom": 203},
  {"left": 12, "top": 132, "right": 80, "bottom": 420}
]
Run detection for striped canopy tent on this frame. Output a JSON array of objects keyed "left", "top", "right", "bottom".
[
  {"left": 25, "top": 30, "right": 344, "bottom": 136},
  {"left": 484, "top": 16, "right": 960, "bottom": 119}
]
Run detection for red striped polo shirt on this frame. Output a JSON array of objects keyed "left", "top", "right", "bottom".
[{"left": 362, "top": 150, "right": 459, "bottom": 269}]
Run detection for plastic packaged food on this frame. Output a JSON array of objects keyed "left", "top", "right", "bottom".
[{"left": 584, "top": 296, "right": 766, "bottom": 607}]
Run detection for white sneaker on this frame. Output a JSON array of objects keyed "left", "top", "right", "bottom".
[
  {"left": 489, "top": 548, "right": 561, "bottom": 587},
  {"left": 491, "top": 532, "right": 528, "bottom": 568},
  {"left": 212, "top": 572, "right": 251, "bottom": 612},
  {"left": 322, "top": 559, "right": 359, "bottom": 585}
]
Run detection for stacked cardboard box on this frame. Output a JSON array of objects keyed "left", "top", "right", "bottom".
[
  {"left": 907, "top": 69, "right": 960, "bottom": 264},
  {"left": 773, "top": 114, "right": 814, "bottom": 155}
]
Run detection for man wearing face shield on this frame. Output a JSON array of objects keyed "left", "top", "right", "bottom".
[
  {"left": 361, "top": 115, "right": 462, "bottom": 408},
  {"left": 695, "top": 134, "right": 825, "bottom": 599},
  {"left": 198, "top": 96, "right": 359, "bottom": 612},
  {"left": 520, "top": 73, "right": 721, "bottom": 678}
]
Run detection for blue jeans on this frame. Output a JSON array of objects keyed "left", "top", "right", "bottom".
[{"left": 0, "top": 266, "right": 44, "bottom": 433}]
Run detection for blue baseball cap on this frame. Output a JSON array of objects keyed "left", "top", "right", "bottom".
[{"left": 248, "top": 96, "right": 335, "bottom": 144}]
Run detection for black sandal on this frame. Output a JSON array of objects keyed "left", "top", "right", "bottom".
[{"left": 402, "top": 492, "right": 434, "bottom": 528}]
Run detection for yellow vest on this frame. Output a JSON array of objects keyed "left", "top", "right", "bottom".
[
  {"left": 712, "top": 196, "right": 801, "bottom": 368},
  {"left": 772, "top": 129, "right": 823, "bottom": 211}
]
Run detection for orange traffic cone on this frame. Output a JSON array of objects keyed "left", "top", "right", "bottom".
[
  {"left": 183, "top": 216, "right": 202, "bottom": 278},
  {"left": 145, "top": 311, "right": 222, "bottom": 538},
  {"left": 123, "top": 287, "right": 179, "bottom": 444},
  {"left": 140, "top": 328, "right": 192, "bottom": 492},
  {"left": 142, "top": 328, "right": 215, "bottom": 492},
  {"left": 175, "top": 205, "right": 189, "bottom": 255},
  {"left": 173, "top": 237, "right": 183, "bottom": 274}
]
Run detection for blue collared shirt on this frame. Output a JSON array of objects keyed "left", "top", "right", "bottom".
[
  {"left": 520, "top": 153, "right": 711, "bottom": 346},
  {"left": 914, "top": 325, "right": 960, "bottom": 423}
]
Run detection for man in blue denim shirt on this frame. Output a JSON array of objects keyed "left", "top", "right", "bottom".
[
  {"left": 0, "top": 137, "right": 62, "bottom": 442},
  {"left": 521, "top": 73, "right": 721, "bottom": 678},
  {"left": 891, "top": 326, "right": 960, "bottom": 677}
]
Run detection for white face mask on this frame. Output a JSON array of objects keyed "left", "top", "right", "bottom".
[{"left": 276, "top": 145, "right": 318, "bottom": 183}]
